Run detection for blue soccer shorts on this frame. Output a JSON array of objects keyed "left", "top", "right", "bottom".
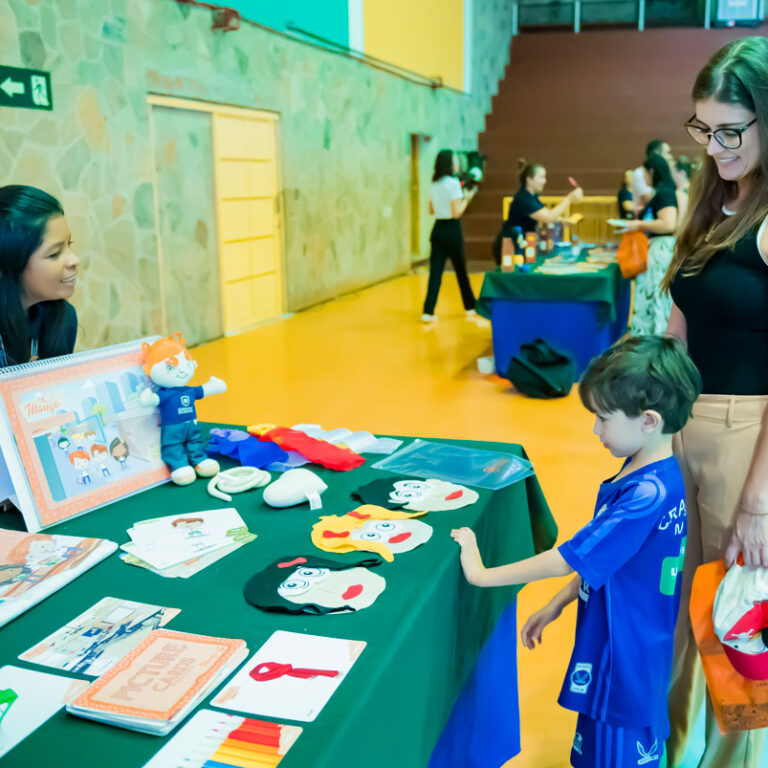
[{"left": 571, "top": 713, "right": 667, "bottom": 768}]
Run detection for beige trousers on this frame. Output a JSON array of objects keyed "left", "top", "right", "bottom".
[{"left": 667, "top": 394, "right": 768, "bottom": 768}]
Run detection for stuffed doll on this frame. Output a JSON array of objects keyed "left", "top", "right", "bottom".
[{"left": 139, "top": 333, "right": 227, "bottom": 485}]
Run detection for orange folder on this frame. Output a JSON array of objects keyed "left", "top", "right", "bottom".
[{"left": 690, "top": 560, "right": 768, "bottom": 732}]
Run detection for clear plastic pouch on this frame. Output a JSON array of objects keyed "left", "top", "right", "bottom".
[{"left": 371, "top": 439, "right": 534, "bottom": 490}]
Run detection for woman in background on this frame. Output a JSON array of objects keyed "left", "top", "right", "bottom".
[
  {"left": 626, "top": 154, "right": 678, "bottom": 335},
  {"left": 422, "top": 150, "right": 478, "bottom": 323}
]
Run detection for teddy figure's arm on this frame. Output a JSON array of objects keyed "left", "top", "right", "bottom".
[
  {"left": 139, "top": 387, "right": 160, "bottom": 408},
  {"left": 202, "top": 376, "right": 227, "bottom": 397}
]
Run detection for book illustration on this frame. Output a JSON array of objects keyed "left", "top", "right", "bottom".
[
  {"left": 0, "top": 529, "right": 117, "bottom": 628},
  {"left": 0, "top": 665, "right": 87, "bottom": 757},
  {"left": 0, "top": 343, "right": 171, "bottom": 529},
  {"left": 69, "top": 629, "right": 247, "bottom": 721},
  {"left": 212, "top": 630, "right": 366, "bottom": 722},
  {"left": 142, "top": 709, "right": 302, "bottom": 768},
  {"left": 19, "top": 597, "right": 181, "bottom": 677}
]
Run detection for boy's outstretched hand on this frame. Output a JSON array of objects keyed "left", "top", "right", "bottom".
[
  {"left": 451, "top": 527, "right": 485, "bottom": 585},
  {"left": 520, "top": 603, "right": 563, "bottom": 649}
]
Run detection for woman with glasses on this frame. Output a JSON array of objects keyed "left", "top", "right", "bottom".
[
  {"left": 625, "top": 154, "right": 678, "bottom": 335},
  {"left": 660, "top": 36, "right": 768, "bottom": 768}
]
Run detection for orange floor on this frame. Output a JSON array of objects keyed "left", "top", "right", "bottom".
[{"left": 192, "top": 271, "right": 618, "bottom": 767}]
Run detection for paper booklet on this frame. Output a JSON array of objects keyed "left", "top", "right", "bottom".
[
  {"left": 212, "top": 630, "right": 366, "bottom": 722},
  {"left": 142, "top": 709, "right": 302, "bottom": 768},
  {"left": 0, "top": 665, "right": 88, "bottom": 758},
  {"left": 19, "top": 597, "right": 180, "bottom": 677},
  {"left": 67, "top": 629, "right": 248, "bottom": 736},
  {"left": 0, "top": 338, "right": 170, "bottom": 532},
  {"left": 0, "top": 528, "right": 117, "bottom": 629}
]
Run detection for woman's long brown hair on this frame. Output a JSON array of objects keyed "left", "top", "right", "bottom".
[{"left": 661, "top": 36, "right": 768, "bottom": 293}]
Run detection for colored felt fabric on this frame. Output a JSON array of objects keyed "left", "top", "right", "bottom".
[{"left": 256, "top": 427, "right": 365, "bottom": 471}]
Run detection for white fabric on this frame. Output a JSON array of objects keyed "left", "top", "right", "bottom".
[
  {"left": 631, "top": 166, "right": 653, "bottom": 209},
  {"left": 713, "top": 563, "right": 768, "bottom": 649},
  {"left": 431, "top": 176, "right": 463, "bottom": 219}
]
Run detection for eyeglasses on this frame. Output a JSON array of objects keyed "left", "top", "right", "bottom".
[{"left": 684, "top": 115, "right": 757, "bottom": 149}]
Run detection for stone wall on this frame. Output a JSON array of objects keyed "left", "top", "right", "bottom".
[{"left": 0, "top": 0, "right": 514, "bottom": 347}]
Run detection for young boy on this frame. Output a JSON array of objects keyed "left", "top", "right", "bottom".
[{"left": 452, "top": 335, "right": 702, "bottom": 767}]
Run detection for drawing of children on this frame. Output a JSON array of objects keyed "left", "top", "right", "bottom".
[
  {"left": 109, "top": 437, "right": 129, "bottom": 470},
  {"left": 69, "top": 450, "right": 91, "bottom": 485},
  {"left": 91, "top": 444, "right": 111, "bottom": 478}
]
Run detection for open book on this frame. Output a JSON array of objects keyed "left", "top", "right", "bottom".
[{"left": 0, "top": 339, "right": 170, "bottom": 531}]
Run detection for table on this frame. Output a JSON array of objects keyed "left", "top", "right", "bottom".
[
  {"left": 477, "top": 261, "right": 631, "bottom": 377},
  {"left": 0, "top": 428, "right": 557, "bottom": 768}
]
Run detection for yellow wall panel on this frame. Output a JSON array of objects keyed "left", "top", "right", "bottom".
[
  {"left": 252, "top": 273, "right": 281, "bottom": 320},
  {"left": 248, "top": 162, "right": 276, "bottom": 197},
  {"left": 244, "top": 121, "right": 276, "bottom": 159},
  {"left": 222, "top": 280, "right": 255, "bottom": 330},
  {"left": 364, "top": 0, "right": 464, "bottom": 90},
  {"left": 218, "top": 162, "right": 250, "bottom": 198},
  {"left": 246, "top": 199, "right": 274, "bottom": 238},
  {"left": 214, "top": 117, "right": 246, "bottom": 157},
  {"left": 251, "top": 237, "right": 276, "bottom": 276},
  {"left": 220, "top": 241, "right": 252, "bottom": 282}
]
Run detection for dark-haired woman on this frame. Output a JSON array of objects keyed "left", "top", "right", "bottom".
[
  {"left": 626, "top": 154, "right": 678, "bottom": 335},
  {"left": 505, "top": 159, "right": 583, "bottom": 235},
  {"left": 0, "top": 185, "right": 79, "bottom": 367},
  {"left": 661, "top": 36, "right": 768, "bottom": 767},
  {"left": 422, "top": 150, "right": 477, "bottom": 323}
]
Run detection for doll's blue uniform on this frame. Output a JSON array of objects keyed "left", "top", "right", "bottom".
[{"left": 157, "top": 385, "right": 206, "bottom": 470}]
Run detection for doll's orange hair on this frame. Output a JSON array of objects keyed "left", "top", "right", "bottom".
[{"left": 141, "top": 332, "right": 193, "bottom": 375}]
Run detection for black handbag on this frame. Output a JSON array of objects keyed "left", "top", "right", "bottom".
[{"left": 505, "top": 339, "right": 576, "bottom": 399}]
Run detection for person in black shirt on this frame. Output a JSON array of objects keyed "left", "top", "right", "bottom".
[
  {"left": 505, "top": 159, "right": 582, "bottom": 235},
  {"left": 617, "top": 170, "right": 634, "bottom": 219},
  {"left": 658, "top": 36, "right": 768, "bottom": 768},
  {"left": 0, "top": 186, "right": 79, "bottom": 367}
]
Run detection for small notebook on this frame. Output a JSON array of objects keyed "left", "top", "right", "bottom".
[
  {"left": 142, "top": 709, "right": 302, "bottom": 768},
  {"left": 212, "top": 630, "right": 366, "bottom": 722},
  {"left": 0, "top": 528, "right": 117, "bottom": 628},
  {"left": 67, "top": 629, "right": 248, "bottom": 735},
  {"left": 0, "top": 338, "right": 169, "bottom": 531},
  {"left": 19, "top": 597, "right": 180, "bottom": 676}
]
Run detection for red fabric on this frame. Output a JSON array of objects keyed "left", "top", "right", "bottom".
[
  {"left": 258, "top": 427, "right": 365, "bottom": 471},
  {"left": 250, "top": 662, "right": 340, "bottom": 681}
]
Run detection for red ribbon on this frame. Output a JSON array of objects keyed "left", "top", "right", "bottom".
[{"left": 250, "top": 662, "right": 340, "bottom": 681}]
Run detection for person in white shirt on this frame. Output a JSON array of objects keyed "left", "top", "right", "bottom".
[
  {"left": 422, "top": 150, "right": 477, "bottom": 323},
  {"left": 632, "top": 139, "right": 674, "bottom": 215}
]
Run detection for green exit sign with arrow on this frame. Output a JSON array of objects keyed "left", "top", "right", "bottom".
[{"left": 0, "top": 65, "right": 53, "bottom": 111}]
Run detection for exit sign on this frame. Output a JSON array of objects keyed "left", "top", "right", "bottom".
[{"left": 0, "top": 65, "right": 53, "bottom": 111}]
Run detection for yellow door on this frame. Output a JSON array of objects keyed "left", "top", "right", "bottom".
[{"left": 213, "top": 112, "right": 284, "bottom": 334}]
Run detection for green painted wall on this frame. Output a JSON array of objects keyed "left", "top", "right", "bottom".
[{"left": 0, "top": 0, "right": 514, "bottom": 348}]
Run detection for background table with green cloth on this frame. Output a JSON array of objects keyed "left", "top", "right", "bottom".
[
  {"left": 0, "top": 428, "right": 556, "bottom": 768},
  {"left": 476, "top": 263, "right": 630, "bottom": 377}
]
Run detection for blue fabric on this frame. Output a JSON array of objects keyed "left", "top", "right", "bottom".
[
  {"left": 157, "top": 385, "right": 205, "bottom": 425},
  {"left": 558, "top": 457, "right": 686, "bottom": 736},
  {"left": 161, "top": 421, "right": 207, "bottom": 471},
  {"left": 491, "top": 285, "right": 631, "bottom": 378},
  {"left": 428, "top": 598, "right": 520, "bottom": 768},
  {"left": 571, "top": 713, "right": 666, "bottom": 768},
  {"left": 206, "top": 429, "right": 289, "bottom": 469}
]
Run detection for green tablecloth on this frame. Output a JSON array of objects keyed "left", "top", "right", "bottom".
[
  {"left": 476, "top": 262, "right": 625, "bottom": 325},
  {"left": 1, "top": 428, "right": 556, "bottom": 768}
]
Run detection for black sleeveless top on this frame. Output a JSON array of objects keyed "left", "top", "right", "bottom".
[{"left": 670, "top": 223, "right": 768, "bottom": 394}]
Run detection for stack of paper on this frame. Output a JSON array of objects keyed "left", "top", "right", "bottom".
[
  {"left": 143, "top": 709, "right": 302, "bottom": 768},
  {"left": 67, "top": 629, "right": 248, "bottom": 735},
  {"left": 120, "top": 508, "right": 255, "bottom": 578}
]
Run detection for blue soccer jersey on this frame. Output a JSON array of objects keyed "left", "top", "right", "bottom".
[{"left": 557, "top": 456, "right": 686, "bottom": 737}]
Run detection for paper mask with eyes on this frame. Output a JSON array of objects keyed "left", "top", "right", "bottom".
[
  {"left": 311, "top": 505, "right": 433, "bottom": 562},
  {"left": 243, "top": 554, "right": 385, "bottom": 615},
  {"left": 352, "top": 477, "right": 479, "bottom": 512}
]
